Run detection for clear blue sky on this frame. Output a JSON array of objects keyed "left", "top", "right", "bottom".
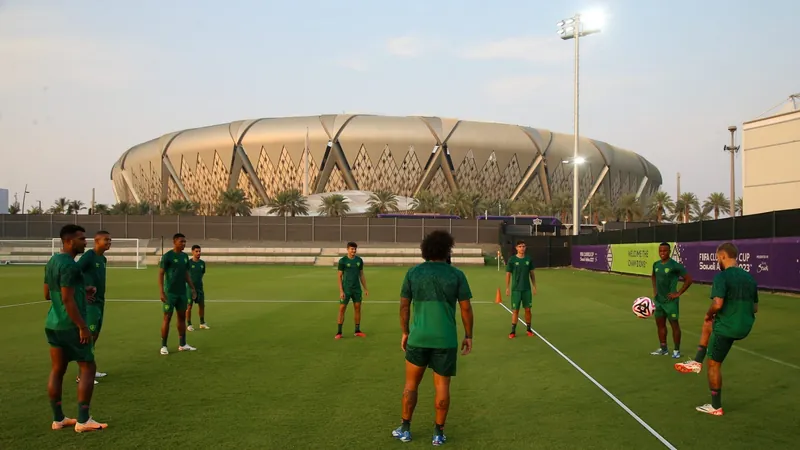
[{"left": 1, "top": 0, "right": 798, "bottom": 208}]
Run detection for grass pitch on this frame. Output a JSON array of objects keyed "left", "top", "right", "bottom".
[{"left": 0, "top": 264, "right": 798, "bottom": 449}]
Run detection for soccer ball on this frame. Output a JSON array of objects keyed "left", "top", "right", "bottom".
[{"left": 632, "top": 297, "right": 654, "bottom": 319}]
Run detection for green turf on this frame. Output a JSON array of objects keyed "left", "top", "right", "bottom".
[{"left": 1, "top": 265, "right": 798, "bottom": 449}]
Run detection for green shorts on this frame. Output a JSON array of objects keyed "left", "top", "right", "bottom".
[
  {"left": 189, "top": 290, "right": 205, "bottom": 305},
  {"left": 405, "top": 345, "right": 458, "bottom": 377},
  {"left": 340, "top": 291, "right": 362, "bottom": 305},
  {"left": 654, "top": 299, "right": 679, "bottom": 321},
  {"left": 163, "top": 294, "right": 188, "bottom": 314},
  {"left": 45, "top": 328, "right": 94, "bottom": 362},
  {"left": 511, "top": 290, "right": 532, "bottom": 310},
  {"left": 86, "top": 303, "right": 104, "bottom": 334},
  {"left": 708, "top": 332, "right": 741, "bottom": 363}
]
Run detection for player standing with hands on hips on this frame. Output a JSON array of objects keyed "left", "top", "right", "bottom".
[
  {"left": 650, "top": 242, "right": 693, "bottom": 358},
  {"left": 158, "top": 233, "right": 198, "bottom": 355},
  {"left": 505, "top": 240, "right": 537, "bottom": 338},
  {"left": 393, "top": 230, "right": 474, "bottom": 446}
]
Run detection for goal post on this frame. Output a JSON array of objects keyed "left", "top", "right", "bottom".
[{"left": 0, "top": 239, "right": 147, "bottom": 269}]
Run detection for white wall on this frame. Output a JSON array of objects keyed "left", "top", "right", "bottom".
[{"left": 0, "top": 189, "right": 8, "bottom": 214}]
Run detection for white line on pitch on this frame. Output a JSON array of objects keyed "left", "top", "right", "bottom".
[
  {"left": 0, "top": 300, "right": 49, "bottom": 309},
  {"left": 105, "top": 299, "right": 495, "bottom": 304},
  {"left": 497, "top": 302, "right": 677, "bottom": 450},
  {"left": 681, "top": 329, "right": 800, "bottom": 370}
]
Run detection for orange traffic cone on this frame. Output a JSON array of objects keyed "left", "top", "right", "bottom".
[{"left": 495, "top": 288, "right": 502, "bottom": 304}]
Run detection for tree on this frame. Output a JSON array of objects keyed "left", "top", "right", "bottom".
[
  {"left": 49, "top": 197, "right": 69, "bottom": 214},
  {"left": 648, "top": 190, "right": 674, "bottom": 223},
  {"left": 588, "top": 193, "right": 613, "bottom": 224},
  {"left": 444, "top": 190, "right": 483, "bottom": 219},
  {"left": 550, "top": 192, "right": 572, "bottom": 224},
  {"left": 735, "top": 197, "right": 744, "bottom": 216},
  {"left": 411, "top": 190, "right": 441, "bottom": 214},
  {"left": 318, "top": 193, "right": 350, "bottom": 217},
  {"left": 691, "top": 203, "right": 713, "bottom": 222},
  {"left": 110, "top": 202, "right": 133, "bottom": 215},
  {"left": 703, "top": 192, "right": 730, "bottom": 220},
  {"left": 509, "top": 193, "right": 546, "bottom": 216},
  {"left": 216, "top": 188, "right": 252, "bottom": 216},
  {"left": 366, "top": 190, "right": 399, "bottom": 217},
  {"left": 28, "top": 205, "right": 44, "bottom": 214},
  {"left": 615, "top": 193, "right": 642, "bottom": 222},
  {"left": 166, "top": 200, "right": 197, "bottom": 215},
  {"left": 265, "top": 189, "right": 309, "bottom": 217},
  {"left": 67, "top": 200, "right": 86, "bottom": 215},
  {"left": 92, "top": 204, "right": 110, "bottom": 215},
  {"left": 8, "top": 201, "right": 20, "bottom": 214},
  {"left": 674, "top": 192, "right": 699, "bottom": 224}
]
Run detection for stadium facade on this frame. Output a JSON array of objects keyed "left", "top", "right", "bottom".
[{"left": 111, "top": 114, "right": 662, "bottom": 214}]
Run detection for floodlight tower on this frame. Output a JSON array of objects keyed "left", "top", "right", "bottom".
[
  {"left": 724, "top": 126, "right": 740, "bottom": 217},
  {"left": 558, "top": 12, "right": 602, "bottom": 235}
]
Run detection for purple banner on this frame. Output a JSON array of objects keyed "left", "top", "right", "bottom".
[
  {"left": 572, "top": 237, "right": 800, "bottom": 293},
  {"left": 571, "top": 245, "right": 611, "bottom": 271},
  {"left": 673, "top": 237, "right": 800, "bottom": 292}
]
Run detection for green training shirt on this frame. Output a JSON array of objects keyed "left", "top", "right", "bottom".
[
  {"left": 652, "top": 258, "right": 687, "bottom": 303},
  {"left": 401, "top": 261, "right": 473, "bottom": 349},
  {"left": 506, "top": 254, "right": 534, "bottom": 292},
  {"left": 710, "top": 266, "right": 758, "bottom": 339},
  {"left": 188, "top": 258, "right": 206, "bottom": 290},
  {"left": 78, "top": 249, "right": 107, "bottom": 303},
  {"left": 160, "top": 250, "right": 190, "bottom": 297},
  {"left": 44, "top": 253, "right": 87, "bottom": 330},
  {"left": 337, "top": 256, "right": 364, "bottom": 292}
]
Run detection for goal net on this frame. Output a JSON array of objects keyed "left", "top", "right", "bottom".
[{"left": 0, "top": 239, "right": 148, "bottom": 269}]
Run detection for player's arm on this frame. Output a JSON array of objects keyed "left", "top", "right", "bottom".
[
  {"left": 753, "top": 288, "right": 759, "bottom": 314},
  {"left": 399, "top": 271, "right": 412, "bottom": 350},
  {"left": 458, "top": 272, "right": 474, "bottom": 355},
  {"left": 77, "top": 254, "right": 97, "bottom": 302},
  {"left": 706, "top": 274, "right": 726, "bottom": 321},
  {"left": 650, "top": 266, "right": 657, "bottom": 297},
  {"left": 60, "top": 266, "right": 90, "bottom": 343},
  {"left": 359, "top": 262, "right": 368, "bottom": 295},
  {"left": 529, "top": 269, "right": 537, "bottom": 294},
  {"left": 158, "top": 265, "right": 167, "bottom": 302},
  {"left": 43, "top": 267, "right": 50, "bottom": 301},
  {"left": 676, "top": 272, "right": 693, "bottom": 296},
  {"left": 504, "top": 260, "right": 512, "bottom": 294}
]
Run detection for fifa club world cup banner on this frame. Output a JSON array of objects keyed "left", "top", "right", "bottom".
[{"left": 571, "top": 237, "right": 800, "bottom": 292}]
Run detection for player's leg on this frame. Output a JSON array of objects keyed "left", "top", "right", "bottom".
[
  {"left": 651, "top": 304, "right": 669, "bottom": 355},
  {"left": 675, "top": 318, "right": 713, "bottom": 373},
  {"left": 161, "top": 299, "right": 175, "bottom": 354},
  {"left": 392, "top": 346, "right": 428, "bottom": 442},
  {"left": 668, "top": 319, "right": 681, "bottom": 358},
  {"left": 696, "top": 332, "right": 732, "bottom": 415},
  {"left": 77, "top": 304, "right": 102, "bottom": 384},
  {"left": 186, "top": 295, "right": 194, "bottom": 331},
  {"left": 68, "top": 328, "right": 107, "bottom": 432},
  {"left": 47, "top": 330, "right": 76, "bottom": 430},
  {"left": 336, "top": 297, "right": 349, "bottom": 339},
  {"left": 175, "top": 297, "right": 195, "bottom": 351},
  {"left": 430, "top": 348, "right": 457, "bottom": 445},
  {"left": 509, "top": 292, "right": 521, "bottom": 338},
  {"left": 197, "top": 292, "right": 208, "bottom": 329},
  {"left": 353, "top": 294, "right": 365, "bottom": 337},
  {"left": 522, "top": 292, "right": 534, "bottom": 336}
]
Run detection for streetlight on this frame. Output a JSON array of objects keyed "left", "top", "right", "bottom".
[
  {"left": 558, "top": 12, "right": 602, "bottom": 235},
  {"left": 723, "top": 126, "right": 740, "bottom": 217}
]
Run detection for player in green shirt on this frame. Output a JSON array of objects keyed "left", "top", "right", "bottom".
[
  {"left": 675, "top": 242, "right": 759, "bottom": 416},
  {"left": 45, "top": 224, "right": 108, "bottom": 432},
  {"left": 392, "top": 230, "right": 474, "bottom": 446},
  {"left": 505, "top": 240, "right": 537, "bottom": 338},
  {"left": 158, "top": 233, "right": 198, "bottom": 355},
  {"left": 335, "top": 241, "right": 369, "bottom": 339},
  {"left": 650, "top": 242, "right": 694, "bottom": 358},
  {"left": 186, "top": 244, "right": 209, "bottom": 331},
  {"left": 76, "top": 230, "right": 112, "bottom": 385}
]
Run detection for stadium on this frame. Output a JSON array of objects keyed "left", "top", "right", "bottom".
[{"left": 110, "top": 114, "right": 662, "bottom": 213}]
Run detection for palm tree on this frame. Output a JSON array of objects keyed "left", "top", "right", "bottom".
[
  {"left": 265, "top": 189, "right": 309, "bottom": 217},
  {"left": 110, "top": 202, "right": 132, "bottom": 215},
  {"left": 703, "top": 192, "right": 730, "bottom": 220},
  {"left": 67, "top": 200, "right": 86, "bottom": 215},
  {"left": 691, "top": 203, "right": 713, "bottom": 222},
  {"left": 318, "top": 194, "right": 350, "bottom": 217},
  {"left": 49, "top": 197, "right": 69, "bottom": 214},
  {"left": 550, "top": 192, "right": 572, "bottom": 224},
  {"left": 216, "top": 188, "right": 252, "bottom": 216},
  {"left": 674, "top": 192, "right": 700, "bottom": 223},
  {"left": 648, "top": 190, "right": 674, "bottom": 223},
  {"left": 412, "top": 190, "right": 441, "bottom": 214},
  {"left": 132, "top": 201, "right": 157, "bottom": 215},
  {"left": 366, "top": 190, "right": 399, "bottom": 217},
  {"left": 8, "top": 201, "right": 20, "bottom": 214},
  {"left": 588, "top": 193, "right": 613, "bottom": 224},
  {"left": 444, "top": 190, "right": 484, "bottom": 218},
  {"left": 28, "top": 205, "right": 44, "bottom": 214},
  {"left": 92, "top": 204, "right": 110, "bottom": 215},
  {"left": 735, "top": 197, "right": 743, "bottom": 216},
  {"left": 615, "top": 193, "right": 642, "bottom": 222},
  {"left": 509, "top": 194, "right": 546, "bottom": 216},
  {"left": 166, "top": 200, "right": 197, "bottom": 215}
]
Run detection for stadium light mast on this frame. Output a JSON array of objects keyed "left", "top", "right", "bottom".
[
  {"left": 558, "top": 11, "right": 602, "bottom": 235},
  {"left": 724, "top": 126, "right": 740, "bottom": 217}
]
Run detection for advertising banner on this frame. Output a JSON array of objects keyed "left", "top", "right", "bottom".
[{"left": 572, "top": 237, "right": 800, "bottom": 292}]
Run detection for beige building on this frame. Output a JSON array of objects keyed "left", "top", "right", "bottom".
[{"left": 742, "top": 98, "right": 800, "bottom": 215}]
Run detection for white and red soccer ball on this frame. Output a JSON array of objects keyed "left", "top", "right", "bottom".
[{"left": 632, "top": 297, "right": 654, "bottom": 319}]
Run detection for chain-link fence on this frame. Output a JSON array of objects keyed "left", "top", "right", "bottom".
[{"left": 0, "top": 215, "right": 501, "bottom": 245}]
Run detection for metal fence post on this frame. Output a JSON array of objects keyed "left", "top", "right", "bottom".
[
  {"left": 203, "top": 216, "right": 207, "bottom": 240},
  {"left": 257, "top": 216, "right": 260, "bottom": 241},
  {"left": 230, "top": 215, "right": 233, "bottom": 240},
  {"left": 475, "top": 219, "right": 479, "bottom": 244},
  {"left": 149, "top": 214, "right": 154, "bottom": 239},
  {"left": 394, "top": 218, "right": 397, "bottom": 243},
  {"left": 125, "top": 215, "right": 129, "bottom": 238},
  {"left": 421, "top": 218, "right": 425, "bottom": 240},
  {"left": 312, "top": 217, "right": 315, "bottom": 242},
  {"left": 284, "top": 216, "right": 288, "bottom": 242},
  {"left": 366, "top": 217, "right": 370, "bottom": 243},
  {"left": 50, "top": 214, "right": 53, "bottom": 238},
  {"left": 339, "top": 216, "right": 342, "bottom": 242},
  {"left": 449, "top": 219, "right": 452, "bottom": 234},
  {"left": 177, "top": 214, "right": 180, "bottom": 234}
]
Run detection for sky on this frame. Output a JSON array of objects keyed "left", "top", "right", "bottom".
[{"left": 1, "top": 0, "right": 798, "bottom": 209}]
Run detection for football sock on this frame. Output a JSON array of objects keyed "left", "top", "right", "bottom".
[
  {"left": 179, "top": 335, "right": 186, "bottom": 346},
  {"left": 510, "top": 324, "right": 517, "bottom": 334},
  {"left": 187, "top": 320, "right": 192, "bottom": 326},
  {"left": 711, "top": 388, "right": 722, "bottom": 409},
  {"left": 694, "top": 345, "right": 707, "bottom": 363},
  {"left": 161, "top": 337, "right": 168, "bottom": 347},
  {"left": 434, "top": 423, "right": 445, "bottom": 436},
  {"left": 200, "top": 316, "right": 204, "bottom": 324},
  {"left": 355, "top": 324, "right": 360, "bottom": 332},
  {"left": 660, "top": 343, "right": 668, "bottom": 352},
  {"left": 526, "top": 324, "right": 532, "bottom": 332},
  {"left": 400, "top": 419, "right": 411, "bottom": 432},
  {"left": 51, "top": 398, "right": 65, "bottom": 422},
  {"left": 78, "top": 402, "right": 90, "bottom": 423},
  {"left": 337, "top": 324, "right": 343, "bottom": 334},
  {"left": 674, "top": 342, "right": 681, "bottom": 351}
]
